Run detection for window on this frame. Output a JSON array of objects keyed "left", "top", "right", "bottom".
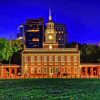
[
  {"left": 25, "top": 56, "right": 28, "bottom": 62},
  {"left": 67, "top": 68, "right": 71, "bottom": 73},
  {"left": 37, "top": 56, "right": 41, "bottom": 62},
  {"left": 37, "top": 67, "right": 41, "bottom": 73},
  {"left": 73, "top": 56, "right": 77, "bottom": 62},
  {"left": 31, "top": 67, "right": 34, "bottom": 74},
  {"left": 74, "top": 67, "right": 77, "bottom": 73},
  {"left": 67, "top": 56, "right": 71, "bottom": 62},
  {"left": 43, "top": 68, "right": 47, "bottom": 74},
  {"left": 55, "top": 68, "right": 59, "bottom": 73},
  {"left": 49, "top": 25, "right": 51, "bottom": 28},
  {"left": 43, "top": 56, "right": 47, "bottom": 62},
  {"left": 61, "top": 56, "right": 65, "bottom": 62},
  {"left": 49, "top": 56, "right": 53, "bottom": 62},
  {"left": 31, "top": 56, "right": 34, "bottom": 62},
  {"left": 59, "top": 38, "right": 61, "bottom": 41},
  {"left": 55, "top": 56, "right": 59, "bottom": 62},
  {"left": 50, "top": 68, "right": 53, "bottom": 73}
]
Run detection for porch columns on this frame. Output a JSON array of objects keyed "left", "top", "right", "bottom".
[
  {"left": 9, "top": 68, "right": 12, "bottom": 78},
  {"left": 3, "top": 68, "right": 6, "bottom": 78},
  {"left": 90, "top": 67, "right": 93, "bottom": 77},
  {"left": 85, "top": 67, "right": 88, "bottom": 76},
  {"left": 97, "top": 67, "right": 100, "bottom": 77},
  {"left": 15, "top": 68, "right": 17, "bottom": 77}
]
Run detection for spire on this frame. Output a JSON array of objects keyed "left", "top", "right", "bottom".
[{"left": 49, "top": 8, "right": 52, "bottom": 21}]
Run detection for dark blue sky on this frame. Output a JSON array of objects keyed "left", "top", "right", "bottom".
[{"left": 0, "top": 0, "right": 100, "bottom": 44}]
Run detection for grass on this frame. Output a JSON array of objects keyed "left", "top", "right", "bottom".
[{"left": 0, "top": 78, "right": 100, "bottom": 100}]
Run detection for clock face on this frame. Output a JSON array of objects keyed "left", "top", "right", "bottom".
[{"left": 48, "top": 35, "right": 53, "bottom": 40}]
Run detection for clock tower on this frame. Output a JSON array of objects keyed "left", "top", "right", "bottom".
[{"left": 43, "top": 9, "right": 58, "bottom": 49}]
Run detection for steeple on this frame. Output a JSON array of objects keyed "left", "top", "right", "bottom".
[{"left": 49, "top": 8, "right": 52, "bottom": 21}]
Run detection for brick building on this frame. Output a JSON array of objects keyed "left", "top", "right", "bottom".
[
  {"left": 22, "top": 9, "right": 80, "bottom": 78},
  {"left": 0, "top": 10, "right": 100, "bottom": 79}
]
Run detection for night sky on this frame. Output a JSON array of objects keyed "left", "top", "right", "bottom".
[{"left": 0, "top": 0, "right": 100, "bottom": 44}]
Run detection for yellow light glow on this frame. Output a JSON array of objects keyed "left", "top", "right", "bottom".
[
  {"left": 49, "top": 45, "right": 52, "bottom": 49},
  {"left": 49, "top": 35, "right": 53, "bottom": 39}
]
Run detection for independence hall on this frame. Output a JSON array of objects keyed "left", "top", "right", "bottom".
[
  {"left": 22, "top": 9, "right": 80, "bottom": 78},
  {"left": 0, "top": 10, "right": 100, "bottom": 78}
]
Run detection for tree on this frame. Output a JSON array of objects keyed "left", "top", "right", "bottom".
[
  {"left": 10, "top": 39, "right": 23, "bottom": 65},
  {"left": 0, "top": 38, "right": 8, "bottom": 62},
  {"left": 0, "top": 38, "right": 23, "bottom": 64},
  {"left": 66, "top": 42, "right": 99, "bottom": 63}
]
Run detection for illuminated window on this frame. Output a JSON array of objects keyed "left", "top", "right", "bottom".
[
  {"left": 25, "top": 56, "right": 28, "bottom": 62},
  {"left": 50, "top": 68, "right": 53, "bottom": 73},
  {"left": 74, "top": 67, "right": 77, "bottom": 73},
  {"left": 67, "top": 56, "right": 71, "bottom": 62},
  {"left": 31, "top": 67, "right": 34, "bottom": 74},
  {"left": 43, "top": 68, "right": 47, "bottom": 74},
  {"left": 59, "top": 38, "right": 61, "bottom": 40},
  {"left": 49, "top": 56, "right": 53, "bottom": 62},
  {"left": 37, "top": 67, "right": 41, "bottom": 73},
  {"left": 55, "top": 56, "right": 59, "bottom": 62},
  {"left": 61, "top": 56, "right": 65, "bottom": 62},
  {"left": 73, "top": 56, "right": 78, "bottom": 62},
  {"left": 37, "top": 56, "right": 41, "bottom": 62},
  {"left": 68, "top": 68, "right": 71, "bottom": 73},
  {"left": 32, "top": 38, "right": 39, "bottom": 42},
  {"left": 31, "top": 56, "right": 34, "bottom": 62},
  {"left": 55, "top": 68, "right": 59, "bottom": 73},
  {"left": 43, "top": 56, "right": 47, "bottom": 62}
]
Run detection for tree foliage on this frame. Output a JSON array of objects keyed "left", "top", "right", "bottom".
[
  {"left": 0, "top": 39, "right": 100, "bottom": 64},
  {"left": 0, "top": 38, "right": 23, "bottom": 64},
  {"left": 66, "top": 42, "right": 100, "bottom": 63}
]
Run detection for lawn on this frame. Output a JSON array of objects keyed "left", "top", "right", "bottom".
[{"left": 0, "top": 78, "right": 100, "bottom": 100}]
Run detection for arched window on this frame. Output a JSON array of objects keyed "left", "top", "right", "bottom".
[
  {"left": 49, "top": 56, "right": 53, "bottom": 62},
  {"left": 55, "top": 56, "right": 59, "bottom": 62},
  {"left": 31, "top": 56, "right": 34, "bottom": 62},
  {"left": 43, "top": 68, "right": 47, "bottom": 74},
  {"left": 25, "top": 56, "right": 28, "bottom": 62},
  {"left": 61, "top": 56, "right": 65, "bottom": 62},
  {"left": 67, "top": 56, "right": 71, "bottom": 62},
  {"left": 31, "top": 67, "right": 34, "bottom": 74},
  {"left": 37, "top": 56, "right": 41, "bottom": 62},
  {"left": 43, "top": 56, "right": 47, "bottom": 62}
]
